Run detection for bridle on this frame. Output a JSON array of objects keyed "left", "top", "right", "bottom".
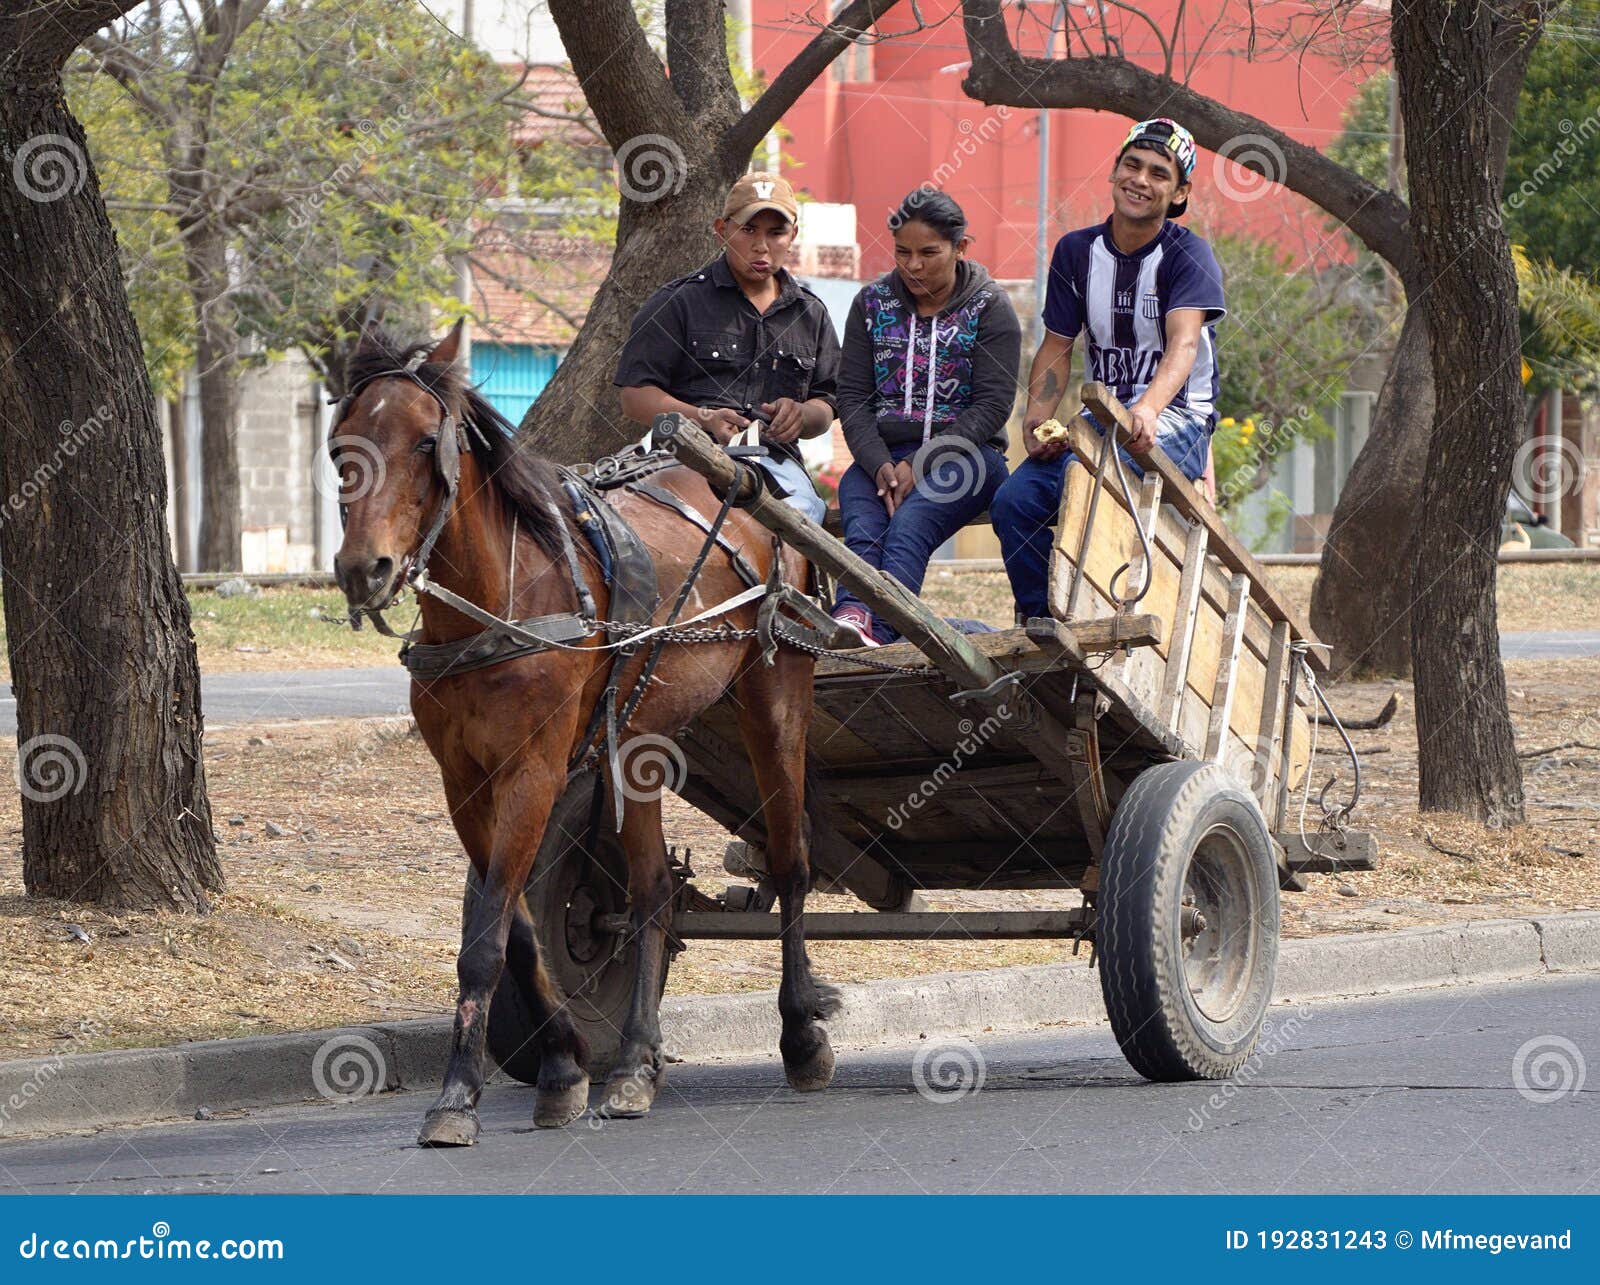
[{"left": 328, "top": 354, "right": 474, "bottom": 634}]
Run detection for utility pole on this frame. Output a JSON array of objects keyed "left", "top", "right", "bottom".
[
  {"left": 456, "top": 0, "right": 476, "bottom": 377},
  {"left": 1032, "top": 4, "right": 1065, "bottom": 350}
]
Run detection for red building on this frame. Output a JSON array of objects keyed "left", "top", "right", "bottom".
[{"left": 751, "top": 0, "right": 1380, "bottom": 280}]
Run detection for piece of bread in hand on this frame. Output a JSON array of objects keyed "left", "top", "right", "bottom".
[{"left": 1033, "top": 417, "right": 1070, "bottom": 444}]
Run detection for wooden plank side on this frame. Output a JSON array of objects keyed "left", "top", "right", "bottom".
[
  {"left": 1077, "top": 383, "right": 1328, "bottom": 669},
  {"left": 1159, "top": 520, "right": 1207, "bottom": 727},
  {"left": 1254, "top": 621, "right": 1293, "bottom": 817},
  {"left": 1204, "top": 573, "right": 1251, "bottom": 759}
]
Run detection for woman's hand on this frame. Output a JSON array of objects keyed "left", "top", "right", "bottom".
[
  {"left": 893, "top": 458, "right": 915, "bottom": 502},
  {"left": 875, "top": 461, "right": 904, "bottom": 516},
  {"left": 759, "top": 398, "right": 805, "bottom": 444}
]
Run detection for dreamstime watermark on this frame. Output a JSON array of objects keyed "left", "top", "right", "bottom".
[
  {"left": 1506, "top": 112, "right": 1600, "bottom": 212},
  {"left": 615, "top": 134, "right": 688, "bottom": 204},
  {"left": 10, "top": 133, "right": 88, "bottom": 203},
  {"left": 283, "top": 105, "right": 416, "bottom": 231},
  {"left": 912, "top": 1038, "right": 987, "bottom": 1103},
  {"left": 1511, "top": 1034, "right": 1586, "bottom": 1104},
  {"left": 615, "top": 733, "right": 689, "bottom": 804},
  {"left": 318, "top": 434, "right": 388, "bottom": 507},
  {"left": 0, "top": 1021, "right": 101, "bottom": 1135},
  {"left": 0, "top": 405, "right": 114, "bottom": 527},
  {"left": 1213, "top": 404, "right": 1315, "bottom": 512},
  {"left": 907, "top": 435, "right": 995, "bottom": 509},
  {"left": 1186, "top": 1004, "right": 1315, "bottom": 1131},
  {"left": 885, "top": 703, "right": 1016, "bottom": 830},
  {"left": 1212, "top": 134, "right": 1287, "bottom": 204},
  {"left": 312, "top": 1033, "right": 389, "bottom": 1102},
  {"left": 894, "top": 107, "right": 1012, "bottom": 226},
  {"left": 1510, "top": 434, "right": 1586, "bottom": 507},
  {"left": 14, "top": 734, "right": 88, "bottom": 804}
]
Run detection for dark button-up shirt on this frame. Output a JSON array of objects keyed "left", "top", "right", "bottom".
[{"left": 613, "top": 255, "right": 841, "bottom": 464}]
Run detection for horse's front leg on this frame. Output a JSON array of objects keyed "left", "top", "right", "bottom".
[
  {"left": 736, "top": 651, "right": 839, "bottom": 1093},
  {"left": 598, "top": 791, "right": 675, "bottom": 1118},
  {"left": 418, "top": 764, "right": 560, "bottom": 1148}
]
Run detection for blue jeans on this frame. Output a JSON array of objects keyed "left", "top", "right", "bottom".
[
  {"left": 835, "top": 438, "right": 1009, "bottom": 641},
  {"left": 991, "top": 408, "right": 1210, "bottom": 621}
]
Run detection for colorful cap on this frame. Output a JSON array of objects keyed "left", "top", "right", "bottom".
[
  {"left": 723, "top": 172, "right": 799, "bottom": 226},
  {"left": 1118, "top": 118, "right": 1197, "bottom": 217}
]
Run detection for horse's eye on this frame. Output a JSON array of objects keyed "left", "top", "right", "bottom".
[{"left": 415, "top": 435, "right": 438, "bottom": 455}]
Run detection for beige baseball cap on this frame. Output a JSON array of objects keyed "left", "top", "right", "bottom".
[{"left": 723, "top": 172, "right": 799, "bottom": 225}]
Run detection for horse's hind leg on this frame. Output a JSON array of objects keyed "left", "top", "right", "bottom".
[
  {"left": 504, "top": 899, "right": 591, "bottom": 1127},
  {"left": 598, "top": 792, "right": 674, "bottom": 1118},
  {"left": 734, "top": 647, "right": 839, "bottom": 1092}
]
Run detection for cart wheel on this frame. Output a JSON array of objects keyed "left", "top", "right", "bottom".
[
  {"left": 461, "top": 774, "right": 669, "bottom": 1085},
  {"left": 1096, "top": 760, "right": 1278, "bottom": 1081}
]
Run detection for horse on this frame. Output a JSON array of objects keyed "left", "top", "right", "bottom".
[{"left": 330, "top": 322, "right": 839, "bottom": 1146}]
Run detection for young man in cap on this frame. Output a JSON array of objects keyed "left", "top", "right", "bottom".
[
  {"left": 990, "top": 117, "right": 1226, "bottom": 623},
  {"left": 615, "top": 172, "right": 840, "bottom": 523}
]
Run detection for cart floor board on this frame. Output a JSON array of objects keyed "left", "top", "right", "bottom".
[{"left": 669, "top": 627, "right": 1133, "bottom": 891}]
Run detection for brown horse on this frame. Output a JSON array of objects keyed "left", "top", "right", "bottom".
[{"left": 331, "top": 324, "right": 837, "bottom": 1146}]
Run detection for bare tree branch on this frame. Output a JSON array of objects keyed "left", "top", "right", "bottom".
[
  {"left": 545, "top": 0, "right": 692, "bottom": 151},
  {"left": 959, "top": 0, "right": 1417, "bottom": 284},
  {"left": 724, "top": 0, "right": 905, "bottom": 165},
  {"left": 1, "top": 0, "right": 149, "bottom": 77}
]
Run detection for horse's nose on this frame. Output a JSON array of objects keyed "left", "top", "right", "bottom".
[{"left": 335, "top": 552, "right": 395, "bottom": 606}]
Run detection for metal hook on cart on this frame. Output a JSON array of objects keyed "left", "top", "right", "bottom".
[
  {"left": 1101, "top": 431, "right": 1155, "bottom": 610},
  {"left": 1292, "top": 643, "right": 1361, "bottom": 843}
]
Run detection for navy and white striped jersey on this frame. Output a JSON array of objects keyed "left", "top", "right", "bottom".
[{"left": 1042, "top": 218, "right": 1226, "bottom": 424}]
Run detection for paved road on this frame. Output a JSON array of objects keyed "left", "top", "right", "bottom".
[
  {"left": 2, "top": 976, "right": 1594, "bottom": 1194},
  {"left": 0, "top": 667, "right": 410, "bottom": 735},
  {"left": 4, "top": 629, "right": 1595, "bottom": 736},
  {"left": 1499, "top": 630, "right": 1600, "bottom": 660}
]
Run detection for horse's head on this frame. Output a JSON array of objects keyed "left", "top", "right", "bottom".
[{"left": 331, "top": 322, "right": 466, "bottom": 613}]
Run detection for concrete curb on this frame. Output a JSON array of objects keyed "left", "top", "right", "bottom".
[{"left": 3, "top": 911, "right": 1598, "bottom": 1140}]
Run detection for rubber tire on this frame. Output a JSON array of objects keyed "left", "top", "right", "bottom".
[
  {"left": 1096, "top": 760, "right": 1279, "bottom": 1081},
  {"left": 460, "top": 773, "right": 669, "bottom": 1085}
]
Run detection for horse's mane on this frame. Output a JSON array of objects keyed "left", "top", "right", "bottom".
[{"left": 346, "top": 327, "right": 570, "bottom": 560}]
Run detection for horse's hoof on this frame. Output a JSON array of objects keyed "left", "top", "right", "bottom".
[
  {"left": 534, "top": 1076, "right": 590, "bottom": 1129},
  {"left": 599, "top": 1066, "right": 660, "bottom": 1119},
  {"left": 785, "top": 1032, "right": 836, "bottom": 1094},
  {"left": 417, "top": 1107, "right": 480, "bottom": 1148}
]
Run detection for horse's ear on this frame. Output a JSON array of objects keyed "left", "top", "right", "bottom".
[
  {"left": 354, "top": 318, "right": 384, "bottom": 355},
  {"left": 426, "top": 319, "right": 465, "bottom": 367}
]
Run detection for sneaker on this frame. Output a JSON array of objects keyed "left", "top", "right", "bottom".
[{"left": 831, "top": 605, "right": 881, "bottom": 649}]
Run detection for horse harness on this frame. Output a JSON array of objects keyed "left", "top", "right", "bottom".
[{"left": 327, "top": 368, "right": 852, "bottom": 822}]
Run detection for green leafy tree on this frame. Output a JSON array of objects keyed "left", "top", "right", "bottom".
[
  {"left": 1205, "top": 234, "right": 1368, "bottom": 514},
  {"left": 74, "top": 0, "right": 544, "bottom": 568}
]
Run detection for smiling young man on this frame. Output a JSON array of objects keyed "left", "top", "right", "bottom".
[
  {"left": 615, "top": 172, "right": 839, "bottom": 522},
  {"left": 990, "top": 118, "right": 1225, "bottom": 623}
]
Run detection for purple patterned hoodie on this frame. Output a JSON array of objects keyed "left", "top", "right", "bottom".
[{"left": 835, "top": 259, "right": 1022, "bottom": 479}]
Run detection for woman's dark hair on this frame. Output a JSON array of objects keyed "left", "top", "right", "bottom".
[{"left": 888, "top": 188, "right": 967, "bottom": 242}]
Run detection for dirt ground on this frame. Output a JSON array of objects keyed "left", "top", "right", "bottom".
[{"left": 3, "top": 641, "right": 1597, "bottom": 1062}]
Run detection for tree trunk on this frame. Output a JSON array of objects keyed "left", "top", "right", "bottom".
[
  {"left": 519, "top": 173, "right": 729, "bottom": 463},
  {"left": 168, "top": 395, "right": 191, "bottom": 571},
  {"left": 0, "top": 71, "right": 222, "bottom": 910},
  {"left": 1309, "top": 306, "right": 1433, "bottom": 677},
  {"left": 1392, "top": 0, "right": 1535, "bottom": 823},
  {"left": 185, "top": 219, "right": 242, "bottom": 572}
]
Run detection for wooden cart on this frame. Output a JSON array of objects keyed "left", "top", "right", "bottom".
[{"left": 475, "top": 385, "right": 1372, "bottom": 1085}]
